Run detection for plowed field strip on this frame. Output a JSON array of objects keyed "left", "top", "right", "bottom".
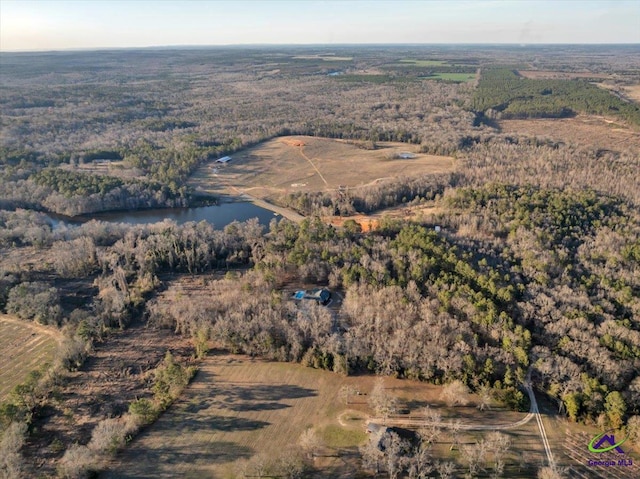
[{"left": 0, "top": 315, "right": 59, "bottom": 399}]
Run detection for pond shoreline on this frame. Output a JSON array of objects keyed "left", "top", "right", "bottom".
[
  {"left": 230, "top": 194, "right": 305, "bottom": 223},
  {"left": 36, "top": 193, "right": 305, "bottom": 229}
]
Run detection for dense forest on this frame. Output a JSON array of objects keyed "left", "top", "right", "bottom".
[
  {"left": 472, "top": 68, "right": 640, "bottom": 125},
  {"left": 1, "top": 45, "right": 640, "bottom": 478}
]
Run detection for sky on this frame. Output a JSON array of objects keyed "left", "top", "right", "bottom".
[{"left": 1, "top": 0, "right": 639, "bottom": 51}]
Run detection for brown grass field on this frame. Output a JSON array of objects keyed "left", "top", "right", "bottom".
[
  {"left": 104, "top": 351, "right": 561, "bottom": 479},
  {"left": 517, "top": 70, "right": 612, "bottom": 80},
  {"left": 189, "top": 136, "right": 455, "bottom": 202},
  {"left": 595, "top": 82, "right": 640, "bottom": 107},
  {"left": 623, "top": 84, "right": 640, "bottom": 104},
  {"left": 498, "top": 115, "right": 640, "bottom": 151},
  {"left": 0, "top": 314, "right": 60, "bottom": 400}
]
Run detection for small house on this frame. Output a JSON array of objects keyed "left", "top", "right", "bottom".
[
  {"left": 292, "top": 288, "right": 332, "bottom": 305},
  {"left": 216, "top": 156, "right": 232, "bottom": 164}
]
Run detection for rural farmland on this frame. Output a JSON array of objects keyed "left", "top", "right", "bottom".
[
  {"left": 0, "top": 315, "right": 60, "bottom": 400},
  {"left": 189, "top": 136, "right": 454, "bottom": 202},
  {"left": 1, "top": 37, "right": 639, "bottom": 479},
  {"left": 105, "top": 353, "right": 553, "bottom": 479}
]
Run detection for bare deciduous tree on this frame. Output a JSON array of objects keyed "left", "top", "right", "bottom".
[
  {"left": 298, "top": 428, "right": 322, "bottom": 459},
  {"left": 369, "top": 379, "right": 399, "bottom": 419},
  {"left": 338, "top": 384, "right": 355, "bottom": 405},
  {"left": 477, "top": 384, "right": 494, "bottom": 411},
  {"left": 436, "top": 460, "right": 456, "bottom": 479},
  {"left": 448, "top": 419, "right": 462, "bottom": 451},
  {"left": 407, "top": 443, "right": 434, "bottom": 479},
  {"left": 380, "top": 431, "right": 409, "bottom": 479},
  {"left": 360, "top": 436, "right": 384, "bottom": 475},
  {"left": 57, "top": 444, "right": 95, "bottom": 479},
  {"left": 274, "top": 448, "right": 305, "bottom": 479},
  {"left": 537, "top": 466, "right": 568, "bottom": 479},
  {"left": 440, "top": 380, "right": 470, "bottom": 407},
  {"left": 0, "top": 422, "right": 27, "bottom": 479}
]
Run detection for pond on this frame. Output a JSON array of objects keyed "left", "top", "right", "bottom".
[{"left": 50, "top": 201, "right": 277, "bottom": 229}]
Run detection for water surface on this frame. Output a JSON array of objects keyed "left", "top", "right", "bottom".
[{"left": 51, "top": 202, "right": 276, "bottom": 229}]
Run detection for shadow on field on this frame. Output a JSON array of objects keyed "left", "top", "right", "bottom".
[
  {"left": 185, "top": 382, "right": 317, "bottom": 414},
  {"left": 403, "top": 399, "right": 431, "bottom": 410},
  {"left": 220, "top": 383, "right": 317, "bottom": 411},
  {"left": 106, "top": 441, "right": 253, "bottom": 478},
  {"left": 229, "top": 401, "right": 290, "bottom": 412},
  {"left": 230, "top": 383, "right": 318, "bottom": 401},
  {"left": 162, "top": 415, "right": 271, "bottom": 434}
]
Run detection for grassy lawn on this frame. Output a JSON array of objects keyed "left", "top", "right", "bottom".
[{"left": 321, "top": 424, "right": 367, "bottom": 448}]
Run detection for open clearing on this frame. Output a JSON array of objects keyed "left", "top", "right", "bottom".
[
  {"left": 423, "top": 72, "right": 476, "bottom": 82},
  {"left": 104, "top": 352, "right": 556, "bottom": 478},
  {"left": 0, "top": 314, "right": 60, "bottom": 399},
  {"left": 292, "top": 55, "right": 353, "bottom": 61},
  {"left": 189, "top": 136, "right": 454, "bottom": 203},
  {"left": 517, "top": 70, "right": 612, "bottom": 80},
  {"left": 324, "top": 203, "right": 443, "bottom": 232},
  {"left": 399, "top": 59, "right": 450, "bottom": 67},
  {"left": 498, "top": 115, "right": 640, "bottom": 151},
  {"left": 623, "top": 84, "right": 640, "bottom": 103}
]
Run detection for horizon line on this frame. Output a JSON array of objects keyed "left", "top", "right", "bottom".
[{"left": 2, "top": 42, "right": 640, "bottom": 54}]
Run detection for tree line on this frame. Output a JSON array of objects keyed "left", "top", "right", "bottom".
[{"left": 472, "top": 68, "right": 640, "bottom": 125}]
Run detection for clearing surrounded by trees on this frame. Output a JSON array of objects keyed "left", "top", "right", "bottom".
[
  {"left": 189, "top": 136, "right": 454, "bottom": 202},
  {"left": 105, "top": 352, "right": 553, "bottom": 479},
  {"left": 498, "top": 114, "right": 640, "bottom": 151}
]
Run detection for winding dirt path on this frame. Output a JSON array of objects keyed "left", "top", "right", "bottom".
[
  {"left": 368, "top": 369, "right": 556, "bottom": 469},
  {"left": 368, "top": 410, "right": 534, "bottom": 432},
  {"left": 298, "top": 146, "right": 329, "bottom": 186},
  {"left": 368, "top": 370, "right": 538, "bottom": 433}
]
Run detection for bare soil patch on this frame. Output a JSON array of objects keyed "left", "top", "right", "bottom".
[
  {"left": 189, "top": 136, "right": 454, "bottom": 202},
  {"left": 498, "top": 115, "right": 640, "bottom": 151},
  {"left": 325, "top": 203, "right": 442, "bottom": 231},
  {"left": 280, "top": 138, "right": 306, "bottom": 147},
  {"left": 326, "top": 214, "right": 381, "bottom": 232},
  {"left": 0, "top": 314, "right": 60, "bottom": 399}
]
